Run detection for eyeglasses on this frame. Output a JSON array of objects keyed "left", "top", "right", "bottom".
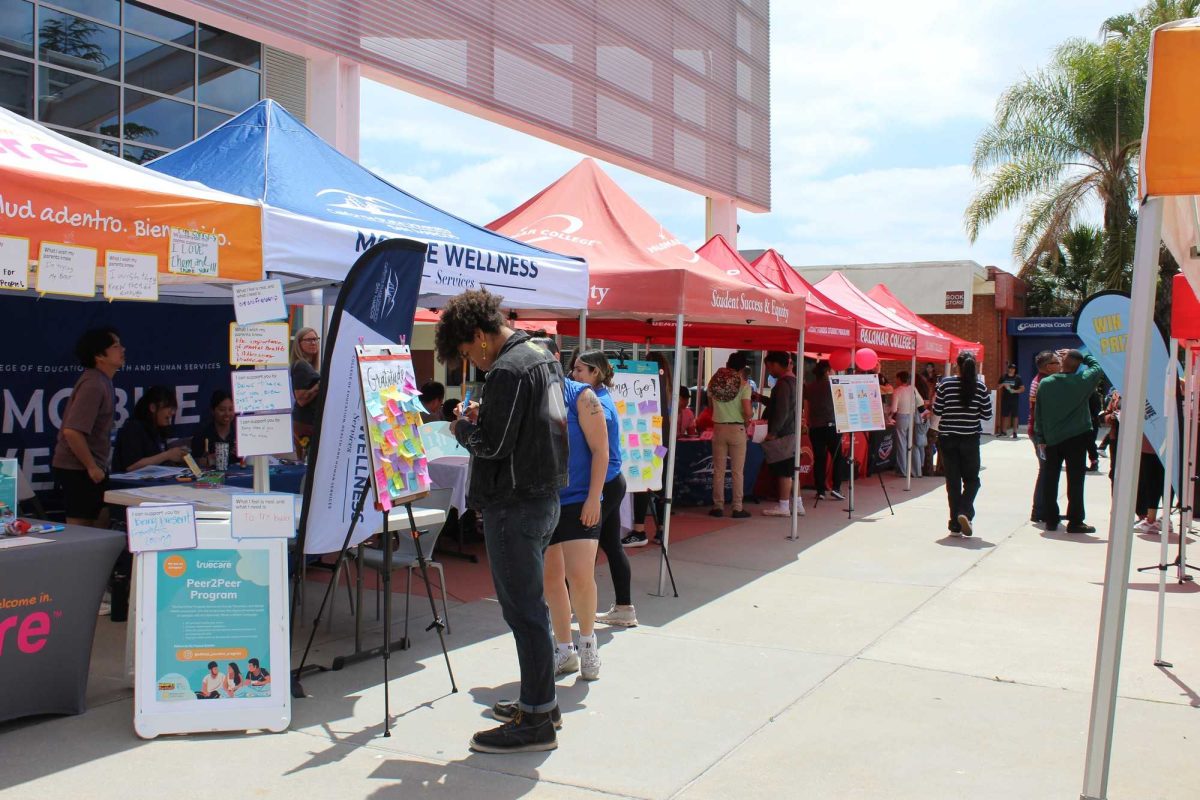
[{"left": 300, "top": 336, "right": 319, "bottom": 343}]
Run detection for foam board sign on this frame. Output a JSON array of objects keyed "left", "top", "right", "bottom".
[
  {"left": 37, "top": 241, "right": 96, "bottom": 297},
  {"left": 104, "top": 250, "right": 159, "bottom": 301},
  {"left": 126, "top": 504, "right": 198, "bottom": 553},
  {"left": 236, "top": 412, "right": 293, "bottom": 457},
  {"left": 233, "top": 279, "right": 287, "bottom": 325},
  {"left": 231, "top": 494, "right": 296, "bottom": 539},
  {"left": 0, "top": 235, "right": 29, "bottom": 291},
  {"left": 232, "top": 369, "right": 293, "bottom": 414},
  {"left": 168, "top": 227, "right": 218, "bottom": 276},
  {"left": 229, "top": 322, "right": 289, "bottom": 366}
]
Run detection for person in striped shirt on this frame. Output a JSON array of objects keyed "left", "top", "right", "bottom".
[{"left": 932, "top": 352, "right": 993, "bottom": 537}]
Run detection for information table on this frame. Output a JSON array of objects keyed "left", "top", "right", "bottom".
[
  {"left": 107, "top": 464, "right": 307, "bottom": 495},
  {"left": 0, "top": 524, "right": 126, "bottom": 722},
  {"left": 671, "top": 439, "right": 766, "bottom": 507}
]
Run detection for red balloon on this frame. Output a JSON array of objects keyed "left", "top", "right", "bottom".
[
  {"left": 855, "top": 348, "right": 879, "bottom": 371},
  {"left": 829, "top": 349, "right": 853, "bottom": 372}
]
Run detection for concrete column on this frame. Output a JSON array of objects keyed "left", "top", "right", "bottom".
[
  {"left": 308, "top": 55, "right": 361, "bottom": 159},
  {"left": 706, "top": 195, "right": 738, "bottom": 244}
]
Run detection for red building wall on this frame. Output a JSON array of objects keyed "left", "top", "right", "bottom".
[{"left": 925, "top": 270, "right": 1026, "bottom": 386}]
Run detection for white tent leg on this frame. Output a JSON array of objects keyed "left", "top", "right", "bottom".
[
  {"left": 657, "top": 314, "right": 686, "bottom": 596},
  {"left": 578, "top": 310, "right": 587, "bottom": 349},
  {"left": 1153, "top": 338, "right": 1178, "bottom": 666},
  {"left": 1178, "top": 349, "right": 1199, "bottom": 581},
  {"left": 790, "top": 327, "right": 806, "bottom": 540},
  {"left": 906, "top": 354, "right": 916, "bottom": 491},
  {"left": 1080, "top": 196, "right": 1163, "bottom": 800}
]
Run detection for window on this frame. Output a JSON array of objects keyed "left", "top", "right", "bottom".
[
  {"left": 124, "top": 88, "right": 194, "bottom": 148},
  {"left": 38, "top": 66, "right": 118, "bottom": 134},
  {"left": 197, "top": 107, "right": 231, "bottom": 136},
  {"left": 198, "top": 24, "right": 260, "bottom": 68},
  {"left": 0, "top": 55, "right": 33, "bottom": 116},
  {"left": 124, "top": 0, "right": 193, "bottom": 47},
  {"left": 45, "top": 0, "right": 119, "bottom": 25},
  {"left": 38, "top": 9, "right": 119, "bottom": 79},
  {"left": 122, "top": 142, "right": 165, "bottom": 164},
  {"left": 124, "top": 33, "right": 193, "bottom": 99},
  {"left": 0, "top": 0, "right": 34, "bottom": 59},
  {"left": 198, "top": 55, "right": 258, "bottom": 112},
  {"left": 57, "top": 128, "right": 118, "bottom": 155}
]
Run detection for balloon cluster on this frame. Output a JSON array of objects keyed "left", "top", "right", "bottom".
[{"left": 827, "top": 348, "right": 878, "bottom": 372}]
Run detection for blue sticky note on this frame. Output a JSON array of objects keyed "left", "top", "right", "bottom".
[
  {"left": 622, "top": 417, "right": 633, "bottom": 432},
  {"left": 637, "top": 418, "right": 648, "bottom": 432}
]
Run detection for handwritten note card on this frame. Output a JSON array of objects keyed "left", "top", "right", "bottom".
[
  {"left": 0, "top": 235, "right": 29, "bottom": 291},
  {"left": 356, "top": 347, "right": 431, "bottom": 510},
  {"left": 36, "top": 242, "right": 96, "bottom": 297},
  {"left": 126, "top": 504, "right": 198, "bottom": 553},
  {"left": 104, "top": 250, "right": 158, "bottom": 301},
  {"left": 232, "top": 279, "right": 287, "bottom": 325},
  {"left": 231, "top": 494, "right": 296, "bottom": 539},
  {"left": 168, "top": 228, "right": 219, "bottom": 276},
  {"left": 229, "top": 322, "right": 290, "bottom": 366},
  {"left": 610, "top": 361, "right": 664, "bottom": 493},
  {"left": 236, "top": 412, "right": 294, "bottom": 457},
  {"left": 232, "top": 369, "right": 293, "bottom": 413}
]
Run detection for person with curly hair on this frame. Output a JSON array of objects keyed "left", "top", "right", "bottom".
[
  {"left": 708, "top": 352, "right": 752, "bottom": 518},
  {"left": 436, "top": 289, "right": 569, "bottom": 754}
]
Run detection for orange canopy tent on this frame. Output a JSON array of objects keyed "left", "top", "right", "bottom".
[
  {"left": 866, "top": 284, "right": 983, "bottom": 363},
  {"left": 698, "top": 235, "right": 854, "bottom": 351}
]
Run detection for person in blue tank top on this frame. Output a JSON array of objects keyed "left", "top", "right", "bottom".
[{"left": 544, "top": 355, "right": 616, "bottom": 682}]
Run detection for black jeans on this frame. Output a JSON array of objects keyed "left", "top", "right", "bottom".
[
  {"left": 597, "top": 475, "right": 631, "bottom": 606},
  {"left": 480, "top": 494, "right": 561, "bottom": 713},
  {"left": 940, "top": 433, "right": 981, "bottom": 523},
  {"left": 1031, "top": 440, "right": 1048, "bottom": 522},
  {"left": 1041, "top": 430, "right": 1092, "bottom": 526},
  {"left": 810, "top": 424, "right": 843, "bottom": 493},
  {"left": 1087, "top": 424, "right": 1100, "bottom": 464}
]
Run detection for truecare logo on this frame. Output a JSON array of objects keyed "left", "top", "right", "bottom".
[{"left": 0, "top": 605, "right": 54, "bottom": 656}]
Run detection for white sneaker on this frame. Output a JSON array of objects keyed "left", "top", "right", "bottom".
[
  {"left": 579, "top": 640, "right": 600, "bottom": 680},
  {"left": 596, "top": 605, "right": 638, "bottom": 627},
  {"left": 554, "top": 647, "right": 579, "bottom": 676},
  {"left": 762, "top": 506, "right": 790, "bottom": 517},
  {"left": 1133, "top": 519, "right": 1161, "bottom": 534},
  {"left": 828, "top": 489, "right": 846, "bottom": 501},
  {"left": 796, "top": 499, "right": 806, "bottom": 516}
]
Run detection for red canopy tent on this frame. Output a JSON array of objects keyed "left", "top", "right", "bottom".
[
  {"left": 414, "top": 309, "right": 555, "bottom": 334},
  {"left": 697, "top": 235, "right": 854, "bottom": 352},
  {"left": 489, "top": 158, "right": 810, "bottom": 573},
  {"left": 866, "top": 284, "right": 983, "bottom": 363},
  {"left": 751, "top": 248, "right": 811, "bottom": 295},
  {"left": 813, "top": 272, "right": 920, "bottom": 359}
]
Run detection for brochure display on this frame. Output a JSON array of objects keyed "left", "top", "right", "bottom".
[
  {"left": 133, "top": 513, "right": 291, "bottom": 738},
  {"left": 611, "top": 361, "right": 664, "bottom": 493}
]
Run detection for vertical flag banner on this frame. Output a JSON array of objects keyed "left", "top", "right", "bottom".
[
  {"left": 299, "top": 240, "right": 426, "bottom": 555},
  {"left": 1074, "top": 291, "right": 1178, "bottom": 492}
]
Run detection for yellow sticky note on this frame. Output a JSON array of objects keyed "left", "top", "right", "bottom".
[
  {"left": 652, "top": 415, "right": 663, "bottom": 428},
  {"left": 615, "top": 400, "right": 627, "bottom": 415},
  {"left": 652, "top": 433, "right": 663, "bottom": 446},
  {"left": 641, "top": 466, "right": 653, "bottom": 480}
]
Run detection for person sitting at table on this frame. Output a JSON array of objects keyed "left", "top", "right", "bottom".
[
  {"left": 291, "top": 327, "right": 322, "bottom": 453},
  {"left": 196, "top": 660, "right": 226, "bottom": 699},
  {"left": 112, "top": 386, "right": 188, "bottom": 473},
  {"left": 442, "top": 397, "right": 461, "bottom": 421},
  {"left": 222, "top": 662, "right": 242, "bottom": 698},
  {"left": 677, "top": 385, "right": 698, "bottom": 437},
  {"left": 420, "top": 381, "right": 445, "bottom": 423},
  {"left": 191, "top": 390, "right": 236, "bottom": 468}
]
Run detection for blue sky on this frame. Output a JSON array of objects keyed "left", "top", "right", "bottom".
[{"left": 359, "top": 1, "right": 1136, "bottom": 273}]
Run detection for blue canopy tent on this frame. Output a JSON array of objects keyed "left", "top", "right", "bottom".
[{"left": 147, "top": 100, "right": 587, "bottom": 311}]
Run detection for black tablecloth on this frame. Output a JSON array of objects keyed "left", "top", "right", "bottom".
[
  {"left": 0, "top": 524, "right": 125, "bottom": 722},
  {"left": 107, "top": 464, "right": 307, "bottom": 495},
  {"left": 672, "top": 439, "right": 766, "bottom": 506}
]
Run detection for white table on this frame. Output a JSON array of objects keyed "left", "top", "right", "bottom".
[{"left": 428, "top": 456, "right": 469, "bottom": 514}]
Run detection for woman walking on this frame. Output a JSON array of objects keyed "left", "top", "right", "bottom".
[{"left": 932, "top": 352, "right": 992, "bottom": 537}]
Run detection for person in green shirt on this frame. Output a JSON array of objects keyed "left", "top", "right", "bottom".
[
  {"left": 1033, "top": 349, "right": 1104, "bottom": 533},
  {"left": 708, "top": 352, "right": 753, "bottom": 518}
]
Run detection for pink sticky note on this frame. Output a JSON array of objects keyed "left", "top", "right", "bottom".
[
  {"left": 374, "top": 467, "right": 387, "bottom": 487},
  {"left": 387, "top": 399, "right": 401, "bottom": 416},
  {"left": 627, "top": 434, "right": 639, "bottom": 447}
]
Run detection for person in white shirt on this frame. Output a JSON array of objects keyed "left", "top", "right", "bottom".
[
  {"left": 197, "top": 661, "right": 226, "bottom": 699},
  {"left": 888, "top": 370, "right": 927, "bottom": 478}
]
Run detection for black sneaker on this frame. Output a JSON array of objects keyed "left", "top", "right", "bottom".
[
  {"left": 709, "top": 507, "right": 724, "bottom": 518},
  {"left": 621, "top": 531, "right": 648, "bottom": 548},
  {"left": 470, "top": 709, "right": 558, "bottom": 753},
  {"left": 1067, "top": 522, "right": 1096, "bottom": 534},
  {"left": 731, "top": 509, "right": 751, "bottom": 519},
  {"left": 492, "top": 701, "right": 562, "bottom": 730},
  {"left": 948, "top": 520, "right": 963, "bottom": 537}
]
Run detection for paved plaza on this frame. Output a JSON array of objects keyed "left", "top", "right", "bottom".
[{"left": 1, "top": 437, "right": 1197, "bottom": 799}]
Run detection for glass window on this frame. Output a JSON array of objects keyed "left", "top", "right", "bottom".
[
  {"left": 124, "top": 33, "right": 193, "bottom": 99},
  {"left": 0, "top": 55, "right": 33, "bottom": 117},
  {"left": 197, "top": 55, "right": 258, "bottom": 112},
  {"left": 44, "top": 0, "right": 119, "bottom": 25},
  {"left": 56, "top": 128, "right": 118, "bottom": 155},
  {"left": 198, "top": 25, "right": 260, "bottom": 68},
  {"left": 197, "top": 107, "right": 231, "bottom": 136},
  {"left": 38, "top": 66, "right": 119, "bottom": 134},
  {"left": 124, "top": 1, "right": 194, "bottom": 47},
  {"left": 0, "top": 0, "right": 34, "bottom": 58},
  {"left": 122, "top": 143, "right": 166, "bottom": 164},
  {"left": 38, "top": 9, "right": 118, "bottom": 79},
  {"left": 123, "top": 88, "right": 193, "bottom": 148}
]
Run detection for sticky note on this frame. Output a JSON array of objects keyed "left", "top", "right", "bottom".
[
  {"left": 653, "top": 433, "right": 663, "bottom": 446},
  {"left": 622, "top": 418, "right": 633, "bottom": 432},
  {"left": 652, "top": 415, "right": 664, "bottom": 428},
  {"left": 631, "top": 448, "right": 641, "bottom": 461},
  {"left": 646, "top": 400, "right": 660, "bottom": 414},
  {"left": 641, "top": 466, "right": 653, "bottom": 480},
  {"left": 375, "top": 467, "right": 387, "bottom": 487},
  {"left": 652, "top": 456, "right": 663, "bottom": 468},
  {"left": 637, "top": 418, "right": 648, "bottom": 432},
  {"left": 616, "top": 400, "right": 627, "bottom": 415},
  {"left": 654, "top": 445, "right": 668, "bottom": 458},
  {"left": 642, "top": 448, "right": 653, "bottom": 460},
  {"left": 627, "top": 465, "right": 639, "bottom": 477},
  {"left": 627, "top": 434, "right": 639, "bottom": 447}
]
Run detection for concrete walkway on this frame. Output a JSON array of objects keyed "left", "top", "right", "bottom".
[{"left": 1, "top": 437, "right": 1197, "bottom": 799}]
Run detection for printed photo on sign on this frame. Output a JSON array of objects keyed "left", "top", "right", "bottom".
[
  {"left": 236, "top": 413, "right": 294, "bottom": 457},
  {"left": 231, "top": 369, "right": 293, "bottom": 414},
  {"left": 154, "top": 549, "right": 273, "bottom": 702},
  {"left": 104, "top": 251, "right": 159, "bottom": 302},
  {"left": 229, "top": 322, "right": 289, "bottom": 366},
  {"left": 232, "top": 279, "right": 287, "bottom": 326},
  {"left": 0, "top": 235, "right": 30, "bottom": 291},
  {"left": 231, "top": 494, "right": 296, "bottom": 539},
  {"left": 127, "top": 504, "right": 199, "bottom": 553},
  {"left": 168, "top": 228, "right": 219, "bottom": 276},
  {"left": 37, "top": 242, "right": 96, "bottom": 297}
]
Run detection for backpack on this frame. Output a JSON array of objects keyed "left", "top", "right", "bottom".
[{"left": 707, "top": 367, "right": 742, "bottom": 403}]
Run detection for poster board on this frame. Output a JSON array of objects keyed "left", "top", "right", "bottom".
[
  {"left": 133, "top": 512, "right": 290, "bottom": 738},
  {"left": 355, "top": 345, "right": 431, "bottom": 511},
  {"left": 610, "top": 360, "right": 664, "bottom": 492},
  {"left": 830, "top": 374, "right": 886, "bottom": 433},
  {"left": 0, "top": 457, "right": 18, "bottom": 521}
]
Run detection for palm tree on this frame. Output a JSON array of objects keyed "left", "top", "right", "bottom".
[
  {"left": 1024, "top": 224, "right": 1107, "bottom": 315},
  {"left": 965, "top": 0, "right": 1199, "bottom": 283}
]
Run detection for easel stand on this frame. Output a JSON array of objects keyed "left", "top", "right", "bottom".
[
  {"left": 649, "top": 495, "right": 678, "bottom": 598},
  {"left": 838, "top": 434, "right": 894, "bottom": 520}
]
